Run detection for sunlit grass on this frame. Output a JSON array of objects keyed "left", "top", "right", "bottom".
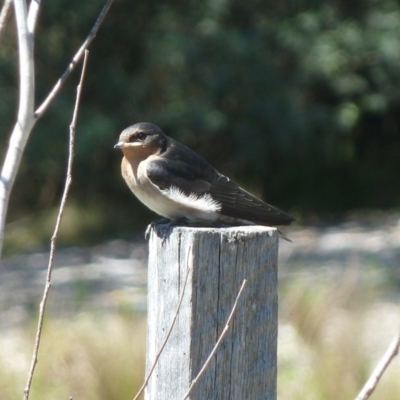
[
  {"left": 0, "top": 313, "right": 146, "bottom": 400},
  {"left": 278, "top": 264, "right": 400, "bottom": 400},
  {"left": 1, "top": 266, "right": 399, "bottom": 399}
]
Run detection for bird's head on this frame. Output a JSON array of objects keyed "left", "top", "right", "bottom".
[{"left": 114, "top": 122, "right": 167, "bottom": 158}]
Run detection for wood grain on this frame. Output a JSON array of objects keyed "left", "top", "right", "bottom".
[{"left": 145, "top": 225, "right": 278, "bottom": 400}]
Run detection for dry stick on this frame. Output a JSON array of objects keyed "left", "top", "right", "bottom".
[
  {"left": 355, "top": 333, "right": 400, "bottom": 400},
  {"left": 23, "top": 50, "right": 89, "bottom": 400},
  {"left": 182, "top": 279, "right": 248, "bottom": 400},
  {"left": 133, "top": 248, "right": 193, "bottom": 400},
  {"left": 34, "top": 0, "right": 114, "bottom": 118},
  {"left": 0, "top": 0, "right": 12, "bottom": 42}
]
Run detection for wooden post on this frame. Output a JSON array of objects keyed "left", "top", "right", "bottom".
[{"left": 145, "top": 225, "right": 279, "bottom": 400}]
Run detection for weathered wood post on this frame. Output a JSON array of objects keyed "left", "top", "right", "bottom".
[{"left": 145, "top": 225, "right": 279, "bottom": 400}]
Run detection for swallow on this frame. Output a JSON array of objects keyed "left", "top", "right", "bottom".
[{"left": 114, "top": 122, "right": 294, "bottom": 239}]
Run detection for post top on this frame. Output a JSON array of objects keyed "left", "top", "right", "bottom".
[{"left": 149, "top": 223, "right": 278, "bottom": 242}]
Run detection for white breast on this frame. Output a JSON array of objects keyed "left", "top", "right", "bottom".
[{"left": 122, "top": 157, "right": 221, "bottom": 221}]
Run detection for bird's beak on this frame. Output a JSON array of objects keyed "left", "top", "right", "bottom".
[{"left": 114, "top": 141, "right": 124, "bottom": 149}]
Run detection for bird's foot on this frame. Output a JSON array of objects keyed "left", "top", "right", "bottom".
[
  {"left": 144, "top": 219, "right": 165, "bottom": 240},
  {"left": 145, "top": 217, "right": 189, "bottom": 240},
  {"left": 144, "top": 224, "right": 152, "bottom": 240},
  {"left": 165, "top": 217, "right": 189, "bottom": 227}
]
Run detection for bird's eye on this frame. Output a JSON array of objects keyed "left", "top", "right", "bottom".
[{"left": 136, "top": 132, "right": 146, "bottom": 140}]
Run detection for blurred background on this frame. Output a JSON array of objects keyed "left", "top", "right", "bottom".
[
  {"left": 2, "top": 0, "right": 400, "bottom": 245},
  {"left": 0, "top": 0, "right": 400, "bottom": 399}
]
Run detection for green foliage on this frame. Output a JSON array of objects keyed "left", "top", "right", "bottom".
[{"left": 2, "top": 0, "right": 400, "bottom": 239}]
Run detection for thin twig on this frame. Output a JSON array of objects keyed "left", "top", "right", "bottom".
[
  {"left": 181, "top": 279, "right": 247, "bottom": 400},
  {"left": 34, "top": 0, "right": 114, "bottom": 118},
  {"left": 23, "top": 50, "right": 89, "bottom": 400},
  {"left": 355, "top": 333, "right": 400, "bottom": 400},
  {"left": 133, "top": 247, "right": 193, "bottom": 400},
  {"left": 0, "top": 0, "right": 12, "bottom": 43}
]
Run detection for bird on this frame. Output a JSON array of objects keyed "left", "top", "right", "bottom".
[{"left": 114, "top": 122, "right": 294, "bottom": 239}]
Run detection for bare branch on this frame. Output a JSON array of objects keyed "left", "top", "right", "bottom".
[
  {"left": 0, "top": 0, "right": 12, "bottom": 43},
  {"left": 27, "top": 0, "right": 41, "bottom": 35},
  {"left": 355, "top": 333, "right": 400, "bottom": 400},
  {"left": 133, "top": 248, "right": 193, "bottom": 400},
  {"left": 0, "top": 0, "right": 113, "bottom": 261},
  {"left": 0, "top": 0, "right": 36, "bottom": 258},
  {"left": 181, "top": 279, "right": 247, "bottom": 400},
  {"left": 34, "top": 0, "right": 114, "bottom": 118},
  {"left": 23, "top": 50, "right": 89, "bottom": 400}
]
